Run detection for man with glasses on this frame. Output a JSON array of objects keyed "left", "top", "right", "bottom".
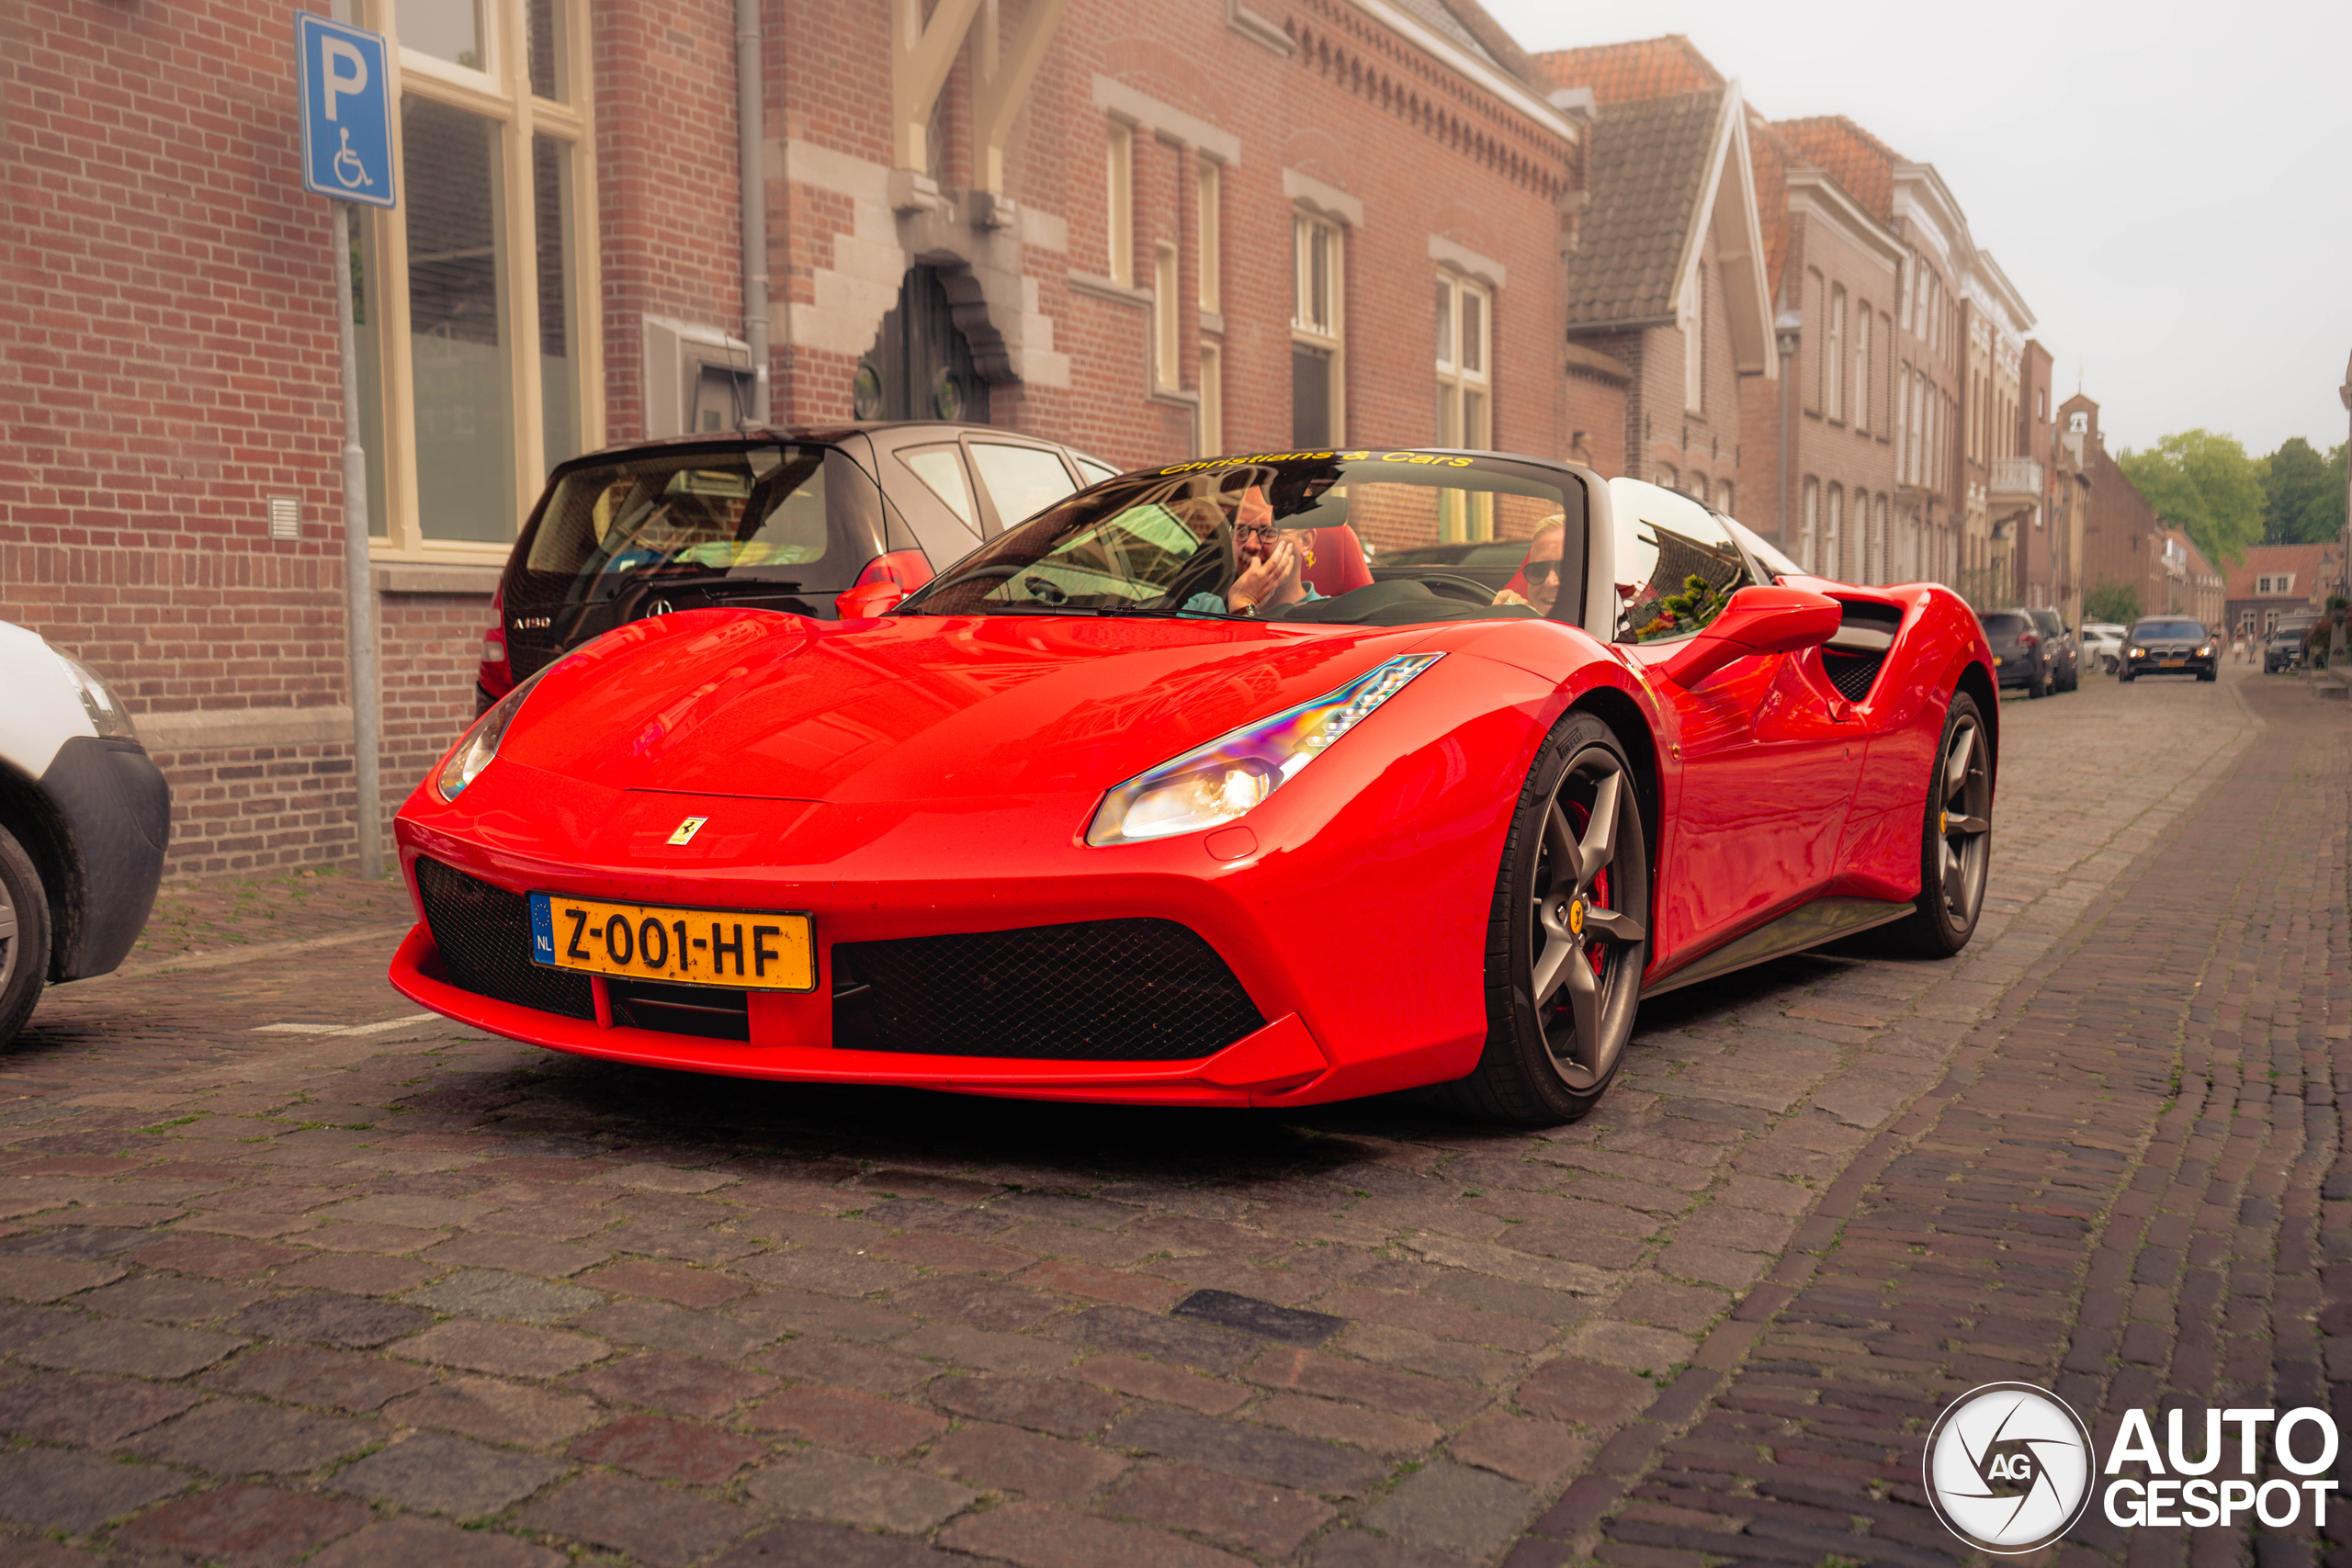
[{"left": 1182, "top": 484, "right": 1321, "bottom": 616}]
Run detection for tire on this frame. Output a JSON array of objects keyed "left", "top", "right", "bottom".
[
  {"left": 2119, "top": 668, "right": 2134, "bottom": 682},
  {"left": 1879, "top": 691, "right": 1992, "bottom": 959},
  {"left": 0, "top": 826, "right": 51, "bottom": 1050},
  {"left": 2103, "top": 655, "right": 2119, "bottom": 675},
  {"left": 1438, "top": 711, "right": 1651, "bottom": 1127},
  {"left": 2027, "top": 662, "right": 2047, "bottom": 698},
  {"left": 2199, "top": 668, "right": 2217, "bottom": 682}
]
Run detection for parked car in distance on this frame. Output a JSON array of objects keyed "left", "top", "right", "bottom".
[
  {"left": 0, "top": 621, "right": 171, "bottom": 1047},
  {"left": 2079, "top": 621, "right": 2126, "bottom": 674},
  {"left": 2120, "top": 616, "right": 2217, "bottom": 682},
  {"left": 2027, "top": 608, "right": 2080, "bottom": 691},
  {"left": 1978, "top": 608, "right": 2058, "bottom": 698},
  {"left": 2264, "top": 615, "right": 2320, "bottom": 673},
  {"left": 473, "top": 424, "right": 1119, "bottom": 714}
]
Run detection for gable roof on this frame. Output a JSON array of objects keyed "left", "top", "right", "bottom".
[
  {"left": 1533, "top": 35, "right": 1724, "bottom": 103},
  {"left": 1563, "top": 83, "right": 1774, "bottom": 375},
  {"left": 1565, "top": 89, "right": 1722, "bottom": 326},
  {"left": 1773, "top": 116, "right": 1902, "bottom": 222},
  {"left": 2223, "top": 542, "right": 2343, "bottom": 600}
]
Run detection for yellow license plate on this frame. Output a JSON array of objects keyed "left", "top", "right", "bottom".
[
  {"left": 530, "top": 894, "right": 814, "bottom": 990},
  {"left": 2162, "top": 659, "right": 2185, "bottom": 668}
]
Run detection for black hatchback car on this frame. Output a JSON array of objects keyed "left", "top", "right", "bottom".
[
  {"left": 2120, "top": 616, "right": 2217, "bottom": 682},
  {"left": 473, "top": 424, "right": 1116, "bottom": 712},
  {"left": 1978, "top": 607, "right": 2061, "bottom": 698}
]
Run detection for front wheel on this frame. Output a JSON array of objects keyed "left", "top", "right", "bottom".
[
  {"left": 1440, "top": 712, "right": 1651, "bottom": 1127},
  {"left": 0, "top": 826, "right": 51, "bottom": 1049},
  {"left": 2103, "top": 655, "right": 2119, "bottom": 675},
  {"left": 1879, "top": 691, "right": 1992, "bottom": 958}
]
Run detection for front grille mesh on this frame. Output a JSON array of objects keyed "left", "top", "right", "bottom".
[
  {"left": 836, "top": 919, "right": 1263, "bottom": 1061},
  {"left": 1821, "top": 649, "right": 1886, "bottom": 702},
  {"left": 413, "top": 858, "right": 594, "bottom": 1021}
]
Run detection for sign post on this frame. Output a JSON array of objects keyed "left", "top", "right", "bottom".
[{"left": 296, "top": 14, "right": 396, "bottom": 878}]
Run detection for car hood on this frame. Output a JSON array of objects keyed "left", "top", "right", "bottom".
[{"left": 498, "top": 608, "right": 1446, "bottom": 803}]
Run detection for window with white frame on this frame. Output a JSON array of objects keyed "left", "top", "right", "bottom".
[
  {"left": 1434, "top": 272, "right": 1490, "bottom": 449},
  {"left": 357, "top": 0, "right": 597, "bottom": 558},
  {"left": 1800, "top": 477, "right": 1819, "bottom": 572},
  {"left": 1153, "top": 244, "right": 1179, "bottom": 389},
  {"left": 1105, "top": 120, "right": 1134, "bottom": 288},
  {"left": 1825, "top": 483, "right": 1844, "bottom": 581},
  {"left": 1197, "top": 160, "right": 1221, "bottom": 313},
  {"left": 1291, "top": 211, "right": 1342, "bottom": 446},
  {"left": 1826, "top": 287, "right": 1847, "bottom": 423},
  {"left": 1854, "top": 305, "right": 1871, "bottom": 434}
]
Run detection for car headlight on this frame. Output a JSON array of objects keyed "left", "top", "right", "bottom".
[
  {"left": 435, "top": 661, "right": 560, "bottom": 801},
  {"left": 60, "top": 655, "right": 138, "bottom": 741},
  {"left": 1086, "top": 654, "right": 1443, "bottom": 846},
  {"left": 2128, "top": 647, "right": 2144, "bottom": 658},
  {"left": 2197, "top": 644, "right": 2214, "bottom": 657}
]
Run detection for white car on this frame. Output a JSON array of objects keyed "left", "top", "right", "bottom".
[
  {"left": 2079, "top": 622, "right": 2127, "bottom": 674},
  {"left": 0, "top": 621, "right": 169, "bottom": 1045}
]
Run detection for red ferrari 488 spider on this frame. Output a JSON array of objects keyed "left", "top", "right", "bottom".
[{"left": 391, "top": 448, "right": 1995, "bottom": 1125}]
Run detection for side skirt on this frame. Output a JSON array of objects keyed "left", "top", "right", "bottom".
[{"left": 1640, "top": 897, "right": 1916, "bottom": 999}]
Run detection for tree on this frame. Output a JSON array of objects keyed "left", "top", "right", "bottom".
[
  {"left": 2262, "top": 437, "right": 2346, "bottom": 545},
  {"left": 2084, "top": 580, "right": 2142, "bottom": 625},
  {"left": 2115, "top": 430, "right": 2267, "bottom": 566}
]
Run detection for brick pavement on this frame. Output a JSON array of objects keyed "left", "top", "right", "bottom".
[{"left": 0, "top": 665, "right": 2322, "bottom": 1566}]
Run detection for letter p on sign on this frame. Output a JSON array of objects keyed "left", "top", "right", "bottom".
[{"left": 296, "top": 13, "right": 397, "bottom": 209}]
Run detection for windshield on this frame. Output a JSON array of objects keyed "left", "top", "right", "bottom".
[
  {"left": 2132, "top": 619, "right": 2205, "bottom": 641},
  {"left": 895, "top": 452, "right": 1582, "bottom": 628},
  {"left": 525, "top": 444, "right": 888, "bottom": 600},
  {"left": 1980, "top": 613, "right": 2027, "bottom": 638}
]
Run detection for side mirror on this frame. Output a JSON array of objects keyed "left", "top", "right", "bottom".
[{"left": 1661, "top": 585, "right": 1844, "bottom": 688}]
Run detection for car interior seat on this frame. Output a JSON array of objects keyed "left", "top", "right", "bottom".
[{"left": 1296, "top": 525, "right": 1374, "bottom": 599}]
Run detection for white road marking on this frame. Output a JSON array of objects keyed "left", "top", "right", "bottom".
[{"left": 251, "top": 1012, "right": 437, "bottom": 1038}]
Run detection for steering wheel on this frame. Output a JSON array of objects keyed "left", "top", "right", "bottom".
[
  {"left": 1415, "top": 571, "right": 1502, "bottom": 605},
  {"left": 1021, "top": 574, "right": 1069, "bottom": 606}
]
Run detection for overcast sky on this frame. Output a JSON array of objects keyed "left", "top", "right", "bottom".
[{"left": 1485, "top": 0, "right": 2352, "bottom": 459}]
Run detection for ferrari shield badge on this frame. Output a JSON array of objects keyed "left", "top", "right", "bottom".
[{"left": 666, "top": 817, "right": 709, "bottom": 846}]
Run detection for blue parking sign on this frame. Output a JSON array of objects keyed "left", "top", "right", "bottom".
[{"left": 296, "top": 13, "right": 396, "bottom": 209}]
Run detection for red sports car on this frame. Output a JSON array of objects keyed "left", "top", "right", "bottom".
[{"left": 390, "top": 449, "right": 1995, "bottom": 1125}]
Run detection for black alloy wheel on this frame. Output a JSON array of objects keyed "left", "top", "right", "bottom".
[
  {"left": 1442, "top": 711, "right": 1651, "bottom": 1126},
  {"left": 1882, "top": 691, "right": 1992, "bottom": 958},
  {"left": 0, "top": 827, "right": 51, "bottom": 1049}
]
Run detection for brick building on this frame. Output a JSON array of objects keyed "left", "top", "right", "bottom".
[
  {"left": 2064, "top": 391, "right": 2174, "bottom": 624},
  {"left": 2223, "top": 542, "right": 2346, "bottom": 639},
  {"left": 1, "top": 0, "right": 1588, "bottom": 877},
  {"left": 1532, "top": 40, "right": 1774, "bottom": 522}
]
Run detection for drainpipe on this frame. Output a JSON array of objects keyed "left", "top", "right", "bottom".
[
  {"left": 738, "top": 0, "right": 771, "bottom": 424},
  {"left": 1773, "top": 310, "right": 1802, "bottom": 552}
]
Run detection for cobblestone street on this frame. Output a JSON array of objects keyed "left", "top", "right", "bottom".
[{"left": 0, "top": 662, "right": 2340, "bottom": 1568}]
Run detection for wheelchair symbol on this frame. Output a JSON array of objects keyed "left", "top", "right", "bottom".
[{"left": 333, "top": 128, "right": 373, "bottom": 189}]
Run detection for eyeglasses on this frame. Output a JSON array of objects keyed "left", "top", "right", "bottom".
[{"left": 1235, "top": 525, "right": 1279, "bottom": 542}]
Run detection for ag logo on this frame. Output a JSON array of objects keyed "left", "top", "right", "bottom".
[{"left": 1923, "top": 1382, "right": 2095, "bottom": 1552}]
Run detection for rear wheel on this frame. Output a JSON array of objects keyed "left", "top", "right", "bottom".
[
  {"left": 1880, "top": 692, "right": 1991, "bottom": 958},
  {"left": 2027, "top": 661, "right": 2048, "bottom": 698},
  {"left": 0, "top": 827, "right": 51, "bottom": 1049},
  {"left": 1440, "top": 712, "right": 1651, "bottom": 1127}
]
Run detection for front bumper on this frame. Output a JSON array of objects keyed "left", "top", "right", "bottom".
[
  {"left": 2125, "top": 651, "right": 2215, "bottom": 677},
  {"left": 390, "top": 743, "right": 1513, "bottom": 1107}
]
